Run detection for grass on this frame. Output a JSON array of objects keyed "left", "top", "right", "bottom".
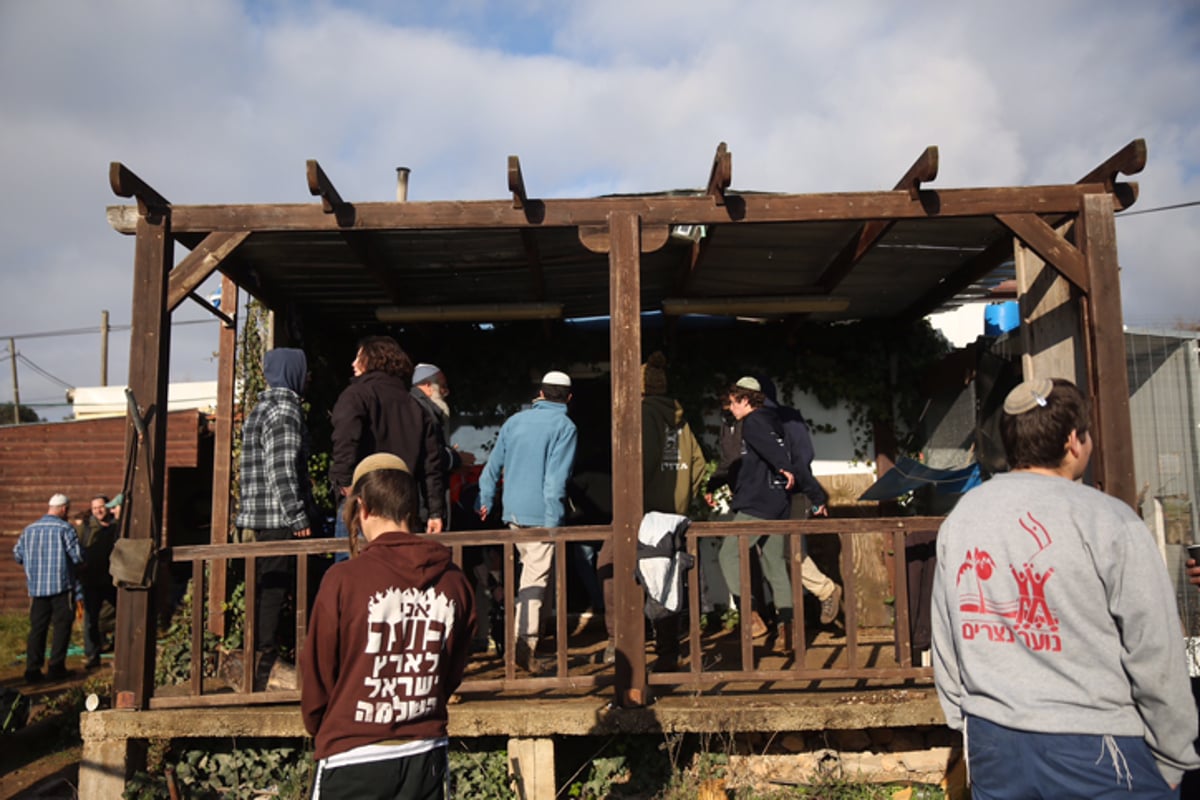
[{"left": 0, "top": 610, "right": 31, "bottom": 666}]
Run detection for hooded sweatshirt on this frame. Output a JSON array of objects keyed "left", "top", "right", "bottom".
[
  {"left": 301, "top": 531, "right": 477, "bottom": 760},
  {"left": 236, "top": 348, "right": 314, "bottom": 532},
  {"left": 642, "top": 395, "right": 707, "bottom": 515},
  {"left": 730, "top": 405, "right": 793, "bottom": 520}
]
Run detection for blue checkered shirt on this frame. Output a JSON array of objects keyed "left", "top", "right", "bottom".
[
  {"left": 236, "top": 386, "right": 314, "bottom": 532},
  {"left": 14, "top": 514, "right": 83, "bottom": 597}
]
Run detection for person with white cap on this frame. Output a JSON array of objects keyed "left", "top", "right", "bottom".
[
  {"left": 14, "top": 493, "right": 84, "bottom": 682},
  {"left": 477, "top": 370, "right": 578, "bottom": 674},
  {"left": 932, "top": 377, "right": 1200, "bottom": 796}
]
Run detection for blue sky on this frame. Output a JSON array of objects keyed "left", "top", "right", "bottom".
[{"left": 1, "top": 0, "right": 1197, "bottom": 418}]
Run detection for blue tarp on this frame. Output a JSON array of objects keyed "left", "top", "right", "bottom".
[{"left": 857, "top": 457, "right": 981, "bottom": 501}]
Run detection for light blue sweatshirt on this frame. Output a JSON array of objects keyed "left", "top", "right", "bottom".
[{"left": 477, "top": 400, "right": 577, "bottom": 528}]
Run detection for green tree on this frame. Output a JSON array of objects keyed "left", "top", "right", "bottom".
[{"left": 0, "top": 402, "right": 41, "bottom": 423}]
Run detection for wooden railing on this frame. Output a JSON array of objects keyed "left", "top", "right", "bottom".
[{"left": 155, "top": 516, "right": 940, "bottom": 708}]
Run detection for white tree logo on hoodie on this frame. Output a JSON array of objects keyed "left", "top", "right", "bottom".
[{"left": 353, "top": 586, "right": 458, "bottom": 725}]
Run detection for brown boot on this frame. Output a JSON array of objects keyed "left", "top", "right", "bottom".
[
  {"left": 750, "top": 611, "right": 769, "bottom": 639},
  {"left": 771, "top": 622, "right": 793, "bottom": 654}
]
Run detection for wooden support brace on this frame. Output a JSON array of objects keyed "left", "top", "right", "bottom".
[
  {"left": 897, "top": 146, "right": 938, "bottom": 200},
  {"left": 508, "top": 155, "right": 527, "bottom": 210},
  {"left": 706, "top": 142, "right": 731, "bottom": 205},
  {"left": 166, "top": 231, "right": 251, "bottom": 311},
  {"left": 996, "top": 212, "right": 1089, "bottom": 292},
  {"left": 109, "top": 162, "right": 169, "bottom": 217}
]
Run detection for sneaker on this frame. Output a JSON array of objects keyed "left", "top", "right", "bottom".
[
  {"left": 514, "top": 639, "right": 545, "bottom": 676},
  {"left": 571, "top": 608, "right": 595, "bottom": 637},
  {"left": 820, "top": 585, "right": 843, "bottom": 625}
]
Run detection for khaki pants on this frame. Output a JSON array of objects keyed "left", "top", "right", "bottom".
[{"left": 514, "top": 532, "right": 554, "bottom": 647}]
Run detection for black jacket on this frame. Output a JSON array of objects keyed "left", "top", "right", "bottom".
[
  {"left": 330, "top": 371, "right": 445, "bottom": 518},
  {"left": 730, "top": 406, "right": 793, "bottom": 520}
]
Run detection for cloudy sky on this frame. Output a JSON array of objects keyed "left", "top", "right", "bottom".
[{"left": 2, "top": 0, "right": 1197, "bottom": 419}]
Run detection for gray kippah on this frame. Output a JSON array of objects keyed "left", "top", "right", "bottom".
[{"left": 1003, "top": 378, "right": 1054, "bottom": 415}]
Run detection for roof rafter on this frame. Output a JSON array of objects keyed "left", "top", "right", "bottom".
[
  {"left": 816, "top": 146, "right": 939, "bottom": 293},
  {"left": 894, "top": 140, "right": 1144, "bottom": 324},
  {"left": 109, "top": 162, "right": 169, "bottom": 218}
]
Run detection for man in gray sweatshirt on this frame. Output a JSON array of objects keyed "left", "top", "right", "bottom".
[{"left": 932, "top": 377, "right": 1200, "bottom": 797}]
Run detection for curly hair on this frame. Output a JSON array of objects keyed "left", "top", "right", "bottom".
[{"left": 356, "top": 336, "right": 413, "bottom": 382}]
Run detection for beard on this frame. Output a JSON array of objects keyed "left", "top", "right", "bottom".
[{"left": 429, "top": 385, "right": 451, "bottom": 419}]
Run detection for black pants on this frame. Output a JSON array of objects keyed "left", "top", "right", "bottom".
[
  {"left": 253, "top": 527, "right": 295, "bottom": 656},
  {"left": 27, "top": 591, "right": 73, "bottom": 672},
  {"left": 313, "top": 745, "right": 448, "bottom": 799},
  {"left": 82, "top": 583, "right": 116, "bottom": 660}
]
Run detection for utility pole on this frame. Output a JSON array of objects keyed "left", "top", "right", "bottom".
[
  {"left": 8, "top": 338, "right": 19, "bottom": 424},
  {"left": 100, "top": 309, "right": 109, "bottom": 386}
]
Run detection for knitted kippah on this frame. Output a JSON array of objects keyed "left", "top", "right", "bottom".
[
  {"left": 352, "top": 453, "right": 410, "bottom": 487},
  {"left": 1003, "top": 378, "right": 1054, "bottom": 415}
]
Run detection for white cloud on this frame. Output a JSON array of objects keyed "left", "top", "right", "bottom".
[{"left": 1, "top": 0, "right": 1196, "bottom": 417}]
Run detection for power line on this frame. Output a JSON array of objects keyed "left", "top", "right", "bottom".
[
  {"left": 0, "top": 317, "right": 214, "bottom": 341},
  {"left": 16, "top": 353, "right": 74, "bottom": 390},
  {"left": 1116, "top": 199, "right": 1200, "bottom": 218}
]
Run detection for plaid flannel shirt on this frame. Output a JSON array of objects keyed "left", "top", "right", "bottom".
[
  {"left": 236, "top": 386, "right": 313, "bottom": 532},
  {"left": 14, "top": 515, "right": 83, "bottom": 597}
]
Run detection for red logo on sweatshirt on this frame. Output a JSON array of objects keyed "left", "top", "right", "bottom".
[{"left": 954, "top": 512, "right": 1061, "bottom": 652}]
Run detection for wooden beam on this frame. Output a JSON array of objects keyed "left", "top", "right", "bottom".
[
  {"left": 995, "top": 213, "right": 1089, "bottom": 292},
  {"left": 894, "top": 142, "right": 1143, "bottom": 323},
  {"left": 107, "top": 182, "right": 1129, "bottom": 235},
  {"left": 1077, "top": 138, "right": 1145, "bottom": 209},
  {"left": 109, "top": 162, "right": 170, "bottom": 217},
  {"left": 706, "top": 142, "right": 731, "bottom": 205},
  {"left": 816, "top": 146, "right": 939, "bottom": 293},
  {"left": 508, "top": 155, "right": 528, "bottom": 210},
  {"left": 1078, "top": 193, "right": 1136, "bottom": 507},
  {"left": 113, "top": 207, "right": 172, "bottom": 710},
  {"left": 208, "top": 275, "right": 237, "bottom": 638},
  {"left": 166, "top": 231, "right": 251, "bottom": 311},
  {"left": 608, "top": 211, "right": 646, "bottom": 707},
  {"left": 306, "top": 159, "right": 355, "bottom": 225}
]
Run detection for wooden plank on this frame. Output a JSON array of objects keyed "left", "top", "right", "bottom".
[
  {"left": 1078, "top": 193, "right": 1136, "bottom": 507},
  {"left": 208, "top": 276, "right": 237, "bottom": 637},
  {"left": 705, "top": 142, "right": 731, "bottom": 205},
  {"left": 608, "top": 210, "right": 646, "bottom": 707},
  {"left": 109, "top": 162, "right": 169, "bottom": 216},
  {"left": 1015, "top": 219, "right": 1084, "bottom": 388},
  {"left": 107, "top": 182, "right": 1128, "bottom": 234},
  {"left": 166, "top": 232, "right": 250, "bottom": 311},
  {"left": 996, "top": 213, "right": 1088, "bottom": 292},
  {"left": 113, "top": 207, "right": 173, "bottom": 710}
]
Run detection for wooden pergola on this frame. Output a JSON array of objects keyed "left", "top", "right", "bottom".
[{"left": 105, "top": 139, "right": 1144, "bottom": 711}]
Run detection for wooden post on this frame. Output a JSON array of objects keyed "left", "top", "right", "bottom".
[
  {"left": 113, "top": 206, "right": 172, "bottom": 710},
  {"left": 8, "top": 338, "right": 18, "bottom": 424},
  {"left": 208, "top": 275, "right": 238, "bottom": 636},
  {"left": 1078, "top": 193, "right": 1136, "bottom": 507},
  {"left": 100, "top": 310, "right": 110, "bottom": 386},
  {"left": 608, "top": 210, "right": 647, "bottom": 706},
  {"left": 1015, "top": 222, "right": 1087, "bottom": 388}
]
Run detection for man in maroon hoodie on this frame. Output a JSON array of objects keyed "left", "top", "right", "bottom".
[{"left": 302, "top": 454, "right": 476, "bottom": 799}]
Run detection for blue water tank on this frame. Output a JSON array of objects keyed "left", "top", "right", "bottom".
[{"left": 984, "top": 301, "right": 1019, "bottom": 336}]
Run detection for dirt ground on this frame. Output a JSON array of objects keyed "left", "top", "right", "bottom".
[{"left": 0, "top": 654, "right": 110, "bottom": 800}]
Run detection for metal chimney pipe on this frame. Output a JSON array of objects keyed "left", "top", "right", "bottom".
[{"left": 395, "top": 167, "right": 410, "bottom": 202}]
